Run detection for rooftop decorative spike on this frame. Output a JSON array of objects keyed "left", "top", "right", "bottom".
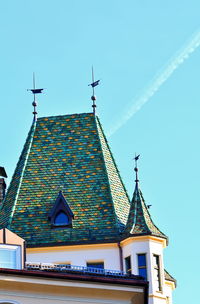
[
  {"left": 27, "top": 73, "right": 44, "bottom": 122},
  {"left": 134, "top": 154, "right": 140, "bottom": 185},
  {"left": 88, "top": 66, "right": 100, "bottom": 114}
]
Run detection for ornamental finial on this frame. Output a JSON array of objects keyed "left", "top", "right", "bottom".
[
  {"left": 134, "top": 154, "right": 140, "bottom": 184},
  {"left": 27, "top": 73, "right": 44, "bottom": 122},
  {"left": 88, "top": 66, "right": 100, "bottom": 114}
]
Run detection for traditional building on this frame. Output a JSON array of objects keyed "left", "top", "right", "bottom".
[{"left": 0, "top": 99, "right": 176, "bottom": 303}]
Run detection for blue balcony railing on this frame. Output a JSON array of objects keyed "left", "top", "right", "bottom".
[{"left": 25, "top": 262, "right": 142, "bottom": 279}]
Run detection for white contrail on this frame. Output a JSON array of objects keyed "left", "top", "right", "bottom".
[{"left": 108, "top": 30, "right": 200, "bottom": 137}]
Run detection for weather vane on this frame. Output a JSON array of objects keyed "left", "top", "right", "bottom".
[
  {"left": 88, "top": 66, "right": 100, "bottom": 114},
  {"left": 27, "top": 73, "right": 44, "bottom": 121},
  {"left": 134, "top": 154, "right": 140, "bottom": 184}
]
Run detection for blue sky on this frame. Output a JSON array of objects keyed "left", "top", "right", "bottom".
[{"left": 1, "top": 1, "right": 200, "bottom": 302}]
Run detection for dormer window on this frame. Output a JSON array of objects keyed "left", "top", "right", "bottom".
[{"left": 49, "top": 191, "right": 74, "bottom": 228}]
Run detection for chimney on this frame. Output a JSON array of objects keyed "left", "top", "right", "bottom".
[{"left": 0, "top": 167, "right": 7, "bottom": 207}]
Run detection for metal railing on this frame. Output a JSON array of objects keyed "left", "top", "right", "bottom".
[{"left": 25, "top": 262, "right": 129, "bottom": 277}]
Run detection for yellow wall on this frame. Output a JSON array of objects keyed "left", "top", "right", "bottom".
[{"left": 0, "top": 276, "right": 145, "bottom": 304}]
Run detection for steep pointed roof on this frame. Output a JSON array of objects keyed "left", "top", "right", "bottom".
[
  {"left": 124, "top": 181, "right": 167, "bottom": 240},
  {"left": 0, "top": 113, "right": 130, "bottom": 247}
]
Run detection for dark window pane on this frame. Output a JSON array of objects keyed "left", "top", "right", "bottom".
[
  {"left": 54, "top": 212, "right": 69, "bottom": 225},
  {"left": 139, "top": 268, "right": 147, "bottom": 280},
  {"left": 125, "top": 256, "right": 131, "bottom": 274},
  {"left": 138, "top": 254, "right": 146, "bottom": 267},
  {"left": 87, "top": 262, "right": 104, "bottom": 269},
  {"left": 153, "top": 255, "right": 159, "bottom": 267}
]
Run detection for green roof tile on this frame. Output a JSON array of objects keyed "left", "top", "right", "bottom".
[
  {"left": 0, "top": 113, "right": 130, "bottom": 247},
  {"left": 124, "top": 182, "right": 167, "bottom": 240},
  {"left": 164, "top": 269, "right": 177, "bottom": 287}
]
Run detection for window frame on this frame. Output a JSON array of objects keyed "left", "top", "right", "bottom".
[
  {"left": 86, "top": 261, "right": 104, "bottom": 269},
  {"left": 153, "top": 254, "right": 162, "bottom": 292},
  {"left": 124, "top": 255, "right": 132, "bottom": 274},
  {"left": 137, "top": 253, "right": 147, "bottom": 280}
]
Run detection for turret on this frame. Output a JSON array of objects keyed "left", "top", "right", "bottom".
[{"left": 121, "top": 156, "right": 175, "bottom": 304}]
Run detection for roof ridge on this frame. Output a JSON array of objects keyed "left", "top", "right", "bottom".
[
  {"left": 96, "top": 117, "right": 130, "bottom": 203},
  {"left": 6, "top": 121, "right": 37, "bottom": 228},
  {"left": 93, "top": 116, "right": 120, "bottom": 233},
  {"left": 95, "top": 116, "right": 130, "bottom": 231},
  {"left": 38, "top": 112, "right": 94, "bottom": 120},
  {"left": 131, "top": 186, "right": 151, "bottom": 234},
  {"left": 139, "top": 188, "right": 167, "bottom": 238}
]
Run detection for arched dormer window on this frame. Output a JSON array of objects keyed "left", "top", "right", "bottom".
[
  {"left": 48, "top": 191, "right": 74, "bottom": 228},
  {"left": 54, "top": 211, "right": 69, "bottom": 226}
]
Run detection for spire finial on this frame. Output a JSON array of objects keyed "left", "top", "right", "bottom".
[
  {"left": 134, "top": 154, "right": 140, "bottom": 184},
  {"left": 88, "top": 66, "right": 100, "bottom": 114},
  {"left": 27, "top": 73, "right": 44, "bottom": 122}
]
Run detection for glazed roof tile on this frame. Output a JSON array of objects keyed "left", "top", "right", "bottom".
[
  {"left": 124, "top": 183, "right": 167, "bottom": 240},
  {"left": 0, "top": 113, "right": 130, "bottom": 246},
  {"left": 164, "top": 269, "right": 177, "bottom": 287}
]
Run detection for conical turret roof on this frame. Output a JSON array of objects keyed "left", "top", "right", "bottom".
[{"left": 124, "top": 181, "right": 167, "bottom": 240}]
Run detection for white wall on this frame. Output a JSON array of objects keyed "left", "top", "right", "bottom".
[
  {"left": 122, "top": 238, "right": 169, "bottom": 304},
  {"left": 27, "top": 245, "right": 121, "bottom": 270},
  {"left": 27, "top": 238, "right": 173, "bottom": 304}
]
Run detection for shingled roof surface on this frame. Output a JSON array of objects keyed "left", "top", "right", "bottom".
[
  {"left": 164, "top": 269, "right": 177, "bottom": 287},
  {"left": 0, "top": 113, "right": 130, "bottom": 246},
  {"left": 124, "top": 183, "right": 167, "bottom": 240}
]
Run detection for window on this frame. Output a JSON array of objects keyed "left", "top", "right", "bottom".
[
  {"left": 125, "top": 256, "right": 131, "bottom": 274},
  {"left": 0, "top": 245, "right": 21, "bottom": 269},
  {"left": 137, "top": 254, "right": 147, "bottom": 280},
  {"left": 54, "top": 211, "right": 69, "bottom": 226},
  {"left": 86, "top": 262, "right": 104, "bottom": 269},
  {"left": 48, "top": 191, "right": 74, "bottom": 228},
  {"left": 153, "top": 254, "right": 162, "bottom": 291}
]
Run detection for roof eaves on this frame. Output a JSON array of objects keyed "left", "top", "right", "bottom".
[
  {"left": 0, "top": 268, "right": 149, "bottom": 288},
  {"left": 164, "top": 269, "right": 177, "bottom": 287}
]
